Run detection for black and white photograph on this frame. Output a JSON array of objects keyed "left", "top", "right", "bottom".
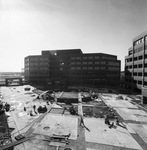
[{"left": 0, "top": 0, "right": 147, "bottom": 150}]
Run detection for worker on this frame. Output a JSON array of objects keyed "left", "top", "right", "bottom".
[
  {"left": 79, "top": 114, "right": 90, "bottom": 132},
  {"left": 24, "top": 107, "right": 26, "bottom": 111},
  {"left": 33, "top": 105, "right": 37, "bottom": 114},
  {"left": 104, "top": 115, "right": 110, "bottom": 125}
]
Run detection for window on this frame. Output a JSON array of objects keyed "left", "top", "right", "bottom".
[
  {"left": 102, "top": 56, "right": 115, "bottom": 60},
  {"left": 101, "top": 61, "right": 106, "bottom": 64},
  {"left": 134, "top": 57, "right": 137, "bottom": 61},
  {"left": 71, "top": 62, "right": 75, "bottom": 65},
  {"left": 76, "top": 67, "right": 81, "bottom": 70},
  {"left": 134, "top": 65, "right": 137, "bottom": 68},
  {"left": 83, "top": 56, "right": 87, "bottom": 59},
  {"left": 94, "top": 67, "right": 99, "bottom": 70},
  {"left": 145, "top": 63, "right": 147, "bottom": 67},
  {"left": 138, "top": 47, "right": 143, "bottom": 52},
  {"left": 76, "top": 57, "right": 81, "bottom": 60},
  {"left": 138, "top": 81, "right": 142, "bottom": 84},
  {"left": 34, "top": 67, "right": 38, "bottom": 70},
  {"left": 95, "top": 61, "right": 99, "bottom": 64},
  {"left": 95, "top": 56, "right": 100, "bottom": 59},
  {"left": 88, "top": 61, "right": 93, "bottom": 64},
  {"left": 138, "top": 72, "right": 142, "bottom": 76},
  {"left": 71, "top": 67, "right": 75, "bottom": 70},
  {"left": 139, "top": 56, "right": 143, "bottom": 60},
  {"left": 101, "top": 67, "right": 105, "bottom": 70},
  {"left": 83, "top": 62, "right": 87, "bottom": 65},
  {"left": 129, "top": 65, "right": 132, "bottom": 69},
  {"left": 108, "top": 62, "right": 119, "bottom": 66},
  {"left": 108, "top": 67, "right": 119, "bottom": 71},
  {"left": 138, "top": 64, "right": 142, "bottom": 68},
  {"left": 145, "top": 55, "right": 147, "bottom": 59},
  {"left": 43, "top": 67, "right": 48, "bottom": 70},
  {"left": 88, "top": 67, "right": 93, "bottom": 70},
  {"left": 83, "top": 67, "right": 87, "bottom": 70},
  {"left": 133, "top": 72, "right": 137, "bottom": 76},
  {"left": 144, "top": 81, "right": 147, "bottom": 86},
  {"left": 43, "top": 58, "right": 49, "bottom": 61},
  {"left": 88, "top": 56, "right": 93, "bottom": 59},
  {"left": 71, "top": 57, "right": 75, "bottom": 60},
  {"left": 76, "top": 62, "right": 81, "bottom": 65}
]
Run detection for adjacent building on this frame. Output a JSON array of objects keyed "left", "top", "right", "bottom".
[
  {"left": 125, "top": 31, "right": 147, "bottom": 103},
  {"left": 24, "top": 49, "right": 121, "bottom": 88}
]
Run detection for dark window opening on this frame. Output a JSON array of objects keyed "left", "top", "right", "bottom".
[
  {"left": 138, "top": 81, "right": 142, "bottom": 84},
  {"left": 138, "top": 64, "right": 142, "bottom": 68},
  {"left": 138, "top": 72, "right": 142, "bottom": 76},
  {"left": 134, "top": 65, "right": 137, "bottom": 68},
  {"left": 139, "top": 56, "right": 143, "bottom": 60}
]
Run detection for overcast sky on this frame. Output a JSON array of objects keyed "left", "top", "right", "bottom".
[{"left": 0, "top": 0, "right": 147, "bottom": 72}]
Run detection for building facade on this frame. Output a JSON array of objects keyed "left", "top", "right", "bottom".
[
  {"left": 125, "top": 31, "right": 147, "bottom": 103},
  {"left": 24, "top": 49, "right": 121, "bottom": 88}
]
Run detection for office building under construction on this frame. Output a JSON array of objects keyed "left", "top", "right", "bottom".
[
  {"left": 125, "top": 31, "right": 147, "bottom": 103},
  {"left": 24, "top": 49, "right": 120, "bottom": 88}
]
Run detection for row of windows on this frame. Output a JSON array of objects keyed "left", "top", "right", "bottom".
[
  {"left": 25, "top": 67, "right": 49, "bottom": 71},
  {"left": 126, "top": 54, "right": 147, "bottom": 63},
  {"left": 134, "top": 36, "right": 147, "bottom": 46},
  {"left": 25, "top": 62, "right": 49, "bottom": 66},
  {"left": 70, "top": 61, "right": 106, "bottom": 65},
  {"left": 134, "top": 47, "right": 144, "bottom": 54},
  {"left": 70, "top": 67, "right": 105, "bottom": 70},
  {"left": 108, "top": 62, "right": 120, "bottom": 66},
  {"left": 25, "top": 57, "right": 49, "bottom": 62},
  {"left": 108, "top": 67, "right": 119, "bottom": 71},
  {"left": 126, "top": 72, "right": 147, "bottom": 76},
  {"left": 70, "top": 56, "right": 116, "bottom": 60},
  {"left": 134, "top": 38, "right": 144, "bottom": 46},
  {"left": 126, "top": 58, "right": 132, "bottom": 62},
  {"left": 125, "top": 79, "right": 143, "bottom": 85},
  {"left": 126, "top": 63, "right": 147, "bottom": 69},
  {"left": 133, "top": 72, "right": 142, "bottom": 76},
  {"left": 102, "top": 56, "right": 116, "bottom": 60},
  {"left": 128, "top": 45, "right": 147, "bottom": 56},
  {"left": 68, "top": 66, "right": 119, "bottom": 71},
  {"left": 71, "top": 56, "right": 94, "bottom": 60},
  {"left": 70, "top": 61, "right": 119, "bottom": 66}
]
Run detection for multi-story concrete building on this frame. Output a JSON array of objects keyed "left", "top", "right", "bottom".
[
  {"left": 125, "top": 31, "right": 147, "bottom": 103},
  {"left": 24, "top": 49, "right": 121, "bottom": 88}
]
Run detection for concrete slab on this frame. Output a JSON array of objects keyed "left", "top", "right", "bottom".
[
  {"left": 114, "top": 108, "right": 147, "bottom": 122},
  {"left": 105, "top": 99, "right": 138, "bottom": 109},
  {"left": 129, "top": 123, "right": 147, "bottom": 144},
  {"left": 85, "top": 118, "right": 142, "bottom": 150},
  {"left": 24, "top": 135, "right": 56, "bottom": 150},
  {"left": 9, "top": 110, "right": 41, "bottom": 137},
  {"left": 33, "top": 114, "right": 78, "bottom": 140},
  {"left": 125, "top": 123, "right": 136, "bottom": 134}
]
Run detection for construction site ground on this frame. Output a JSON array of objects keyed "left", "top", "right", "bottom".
[{"left": 0, "top": 85, "right": 147, "bottom": 150}]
